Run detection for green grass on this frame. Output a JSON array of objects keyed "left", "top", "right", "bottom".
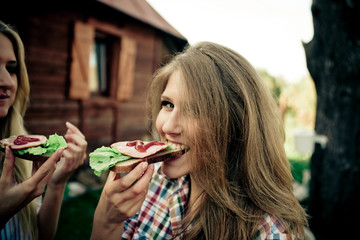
[{"left": 54, "top": 188, "right": 102, "bottom": 240}]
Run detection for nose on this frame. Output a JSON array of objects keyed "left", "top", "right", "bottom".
[
  {"left": 162, "top": 109, "right": 182, "bottom": 135},
  {"left": 0, "top": 66, "right": 15, "bottom": 88}
]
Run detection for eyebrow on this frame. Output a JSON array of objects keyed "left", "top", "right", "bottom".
[{"left": 160, "top": 95, "right": 172, "bottom": 101}]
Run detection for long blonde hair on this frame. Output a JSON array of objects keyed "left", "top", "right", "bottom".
[
  {"left": 0, "top": 20, "right": 38, "bottom": 238},
  {"left": 150, "top": 42, "right": 308, "bottom": 239}
]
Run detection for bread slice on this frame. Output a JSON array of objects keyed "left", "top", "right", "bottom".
[
  {"left": 110, "top": 148, "right": 185, "bottom": 173},
  {"left": 0, "top": 147, "right": 50, "bottom": 161}
]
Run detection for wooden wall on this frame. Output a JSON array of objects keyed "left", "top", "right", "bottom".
[{"left": 1, "top": 2, "right": 183, "bottom": 155}]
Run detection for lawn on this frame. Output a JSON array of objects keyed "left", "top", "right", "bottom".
[{"left": 54, "top": 187, "right": 102, "bottom": 240}]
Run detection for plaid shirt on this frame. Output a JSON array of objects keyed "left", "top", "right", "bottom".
[
  {"left": 255, "top": 213, "right": 293, "bottom": 240},
  {"left": 122, "top": 168, "right": 290, "bottom": 240},
  {"left": 122, "top": 168, "right": 189, "bottom": 239}
]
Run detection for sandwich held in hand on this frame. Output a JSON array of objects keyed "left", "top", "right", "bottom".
[
  {"left": 89, "top": 140, "right": 186, "bottom": 176},
  {"left": 0, "top": 134, "right": 67, "bottom": 161}
]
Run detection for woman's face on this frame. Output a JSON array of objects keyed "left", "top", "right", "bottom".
[
  {"left": 0, "top": 33, "right": 18, "bottom": 118},
  {"left": 156, "top": 71, "right": 196, "bottom": 178}
]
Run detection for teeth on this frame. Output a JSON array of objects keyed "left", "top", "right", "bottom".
[
  {"left": 169, "top": 143, "right": 181, "bottom": 148},
  {"left": 168, "top": 143, "right": 185, "bottom": 149},
  {"left": 168, "top": 142, "right": 189, "bottom": 151}
]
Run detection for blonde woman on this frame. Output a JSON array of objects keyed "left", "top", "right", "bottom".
[
  {"left": 0, "top": 21, "right": 87, "bottom": 239},
  {"left": 92, "top": 42, "right": 308, "bottom": 239}
]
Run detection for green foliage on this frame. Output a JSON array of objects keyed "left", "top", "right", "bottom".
[
  {"left": 283, "top": 76, "right": 316, "bottom": 130},
  {"left": 258, "top": 69, "right": 286, "bottom": 105},
  {"left": 258, "top": 68, "right": 313, "bottom": 183},
  {"left": 289, "top": 158, "right": 310, "bottom": 184}
]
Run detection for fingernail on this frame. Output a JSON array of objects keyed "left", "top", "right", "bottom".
[{"left": 149, "top": 164, "right": 154, "bottom": 170}]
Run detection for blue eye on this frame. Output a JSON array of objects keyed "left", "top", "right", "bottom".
[{"left": 161, "top": 100, "right": 174, "bottom": 109}]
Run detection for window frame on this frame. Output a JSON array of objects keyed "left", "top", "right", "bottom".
[{"left": 69, "top": 19, "right": 137, "bottom": 101}]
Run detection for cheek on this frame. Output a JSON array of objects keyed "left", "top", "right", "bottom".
[
  {"left": 12, "top": 76, "right": 18, "bottom": 94},
  {"left": 14, "top": 76, "right": 18, "bottom": 90},
  {"left": 9, "top": 76, "right": 18, "bottom": 104},
  {"left": 155, "top": 110, "right": 165, "bottom": 136}
]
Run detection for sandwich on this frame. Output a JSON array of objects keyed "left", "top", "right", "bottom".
[
  {"left": 89, "top": 140, "right": 186, "bottom": 176},
  {"left": 0, "top": 134, "right": 67, "bottom": 161}
]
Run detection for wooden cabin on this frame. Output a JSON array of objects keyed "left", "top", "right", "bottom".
[{"left": 1, "top": 0, "right": 188, "bottom": 153}]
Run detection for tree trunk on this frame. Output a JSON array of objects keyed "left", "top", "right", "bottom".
[{"left": 304, "top": 0, "right": 360, "bottom": 239}]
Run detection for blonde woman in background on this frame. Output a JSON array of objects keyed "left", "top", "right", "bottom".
[
  {"left": 0, "top": 20, "right": 87, "bottom": 239},
  {"left": 92, "top": 42, "right": 308, "bottom": 239}
]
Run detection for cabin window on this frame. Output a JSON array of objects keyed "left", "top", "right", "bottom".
[
  {"left": 89, "top": 35, "right": 112, "bottom": 97},
  {"left": 69, "top": 21, "right": 137, "bottom": 101}
]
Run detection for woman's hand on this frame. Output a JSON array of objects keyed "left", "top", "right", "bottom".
[
  {"left": 49, "top": 122, "right": 87, "bottom": 187},
  {"left": 37, "top": 122, "right": 87, "bottom": 239},
  {"left": 91, "top": 162, "right": 154, "bottom": 239},
  {"left": 0, "top": 146, "right": 63, "bottom": 229}
]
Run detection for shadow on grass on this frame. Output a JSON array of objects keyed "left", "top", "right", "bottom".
[{"left": 54, "top": 188, "right": 102, "bottom": 240}]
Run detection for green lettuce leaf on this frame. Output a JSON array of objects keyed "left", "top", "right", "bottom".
[
  {"left": 16, "top": 133, "right": 67, "bottom": 156},
  {"left": 89, "top": 146, "right": 131, "bottom": 176}
]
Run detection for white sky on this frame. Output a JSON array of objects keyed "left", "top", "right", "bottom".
[{"left": 146, "top": 0, "right": 314, "bottom": 83}]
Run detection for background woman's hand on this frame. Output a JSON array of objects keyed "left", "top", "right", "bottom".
[
  {"left": 49, "top": 122, "right": 87, "bottom": 187},
  {"left": 37, "top": 122, "right": 87, "bottom": 239},
  {"left": 91, "top": 162, "right": 154, "bottom": 239},
  {"left": 0, "top": 146, "right": 63, "bottom": 228}
]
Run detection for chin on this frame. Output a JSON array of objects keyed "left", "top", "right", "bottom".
[
  {"left": 161, "top": 155, "right": 190, "bottom": 179},
  {"left": 0, "top": 109, "right": 10, "bottom": 118}
]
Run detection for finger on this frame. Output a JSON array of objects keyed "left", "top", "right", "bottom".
[
  {"left": 24, "top": 166, "right": 57, "bottom": 199},
  {"left": 65, "top": 122, "right": 85, "bottom": 139},
  {"left": 0, "top": 146, "right": 15, "bottom": 183},
  {"left": 60, "top": 149, "right": 85, "bottom": 172},
  {"left": 107, "top": 170, "right": 119, "bottom": 184},
  {"left": 114, "top": 162, "right": 149, "bottom": 190},
  {"left": 116, "top": 189, "right": 148, "bottom": 217},
  {"left": 65, "top": 133, "right": 87, "bottom": 149},
  {"left": 136, "top": 164, "right": 154, "bottom": 186},
  {"left": 62, "top": 142, "right": 86, "bottom": 165},
  {"left": 102, "top": 171, "right": 120, "bottom": 195},
  {"left": 103, "top": 170, "right": 125, "bottom": 195},
  {"left": 127, "top": 164, "right": 154, "bottom": 195},
  {"left": 61, "top": 148, "right": 76, "bottom": 161},
  {"left": 64, "top": 141, "right": 82, "bottom": 153},
  {"left": 45, "top": 148, "right": 64, "bottom": 165},
  {"left": 31, "top": 148, "right": 64, "bottom": 182},
  {"left": 115, "top": 167, "right": 153, "bottom": 211},
  {"left": 127, "top": 193, "right": 148, "bottom": 211}
]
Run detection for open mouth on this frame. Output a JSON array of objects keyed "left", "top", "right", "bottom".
[
  {"left": 0, "top": 93, "right": 10, "bottom": 99},
  {"left": 167, "top": 142, "right": 190, "bottom": 152}
]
